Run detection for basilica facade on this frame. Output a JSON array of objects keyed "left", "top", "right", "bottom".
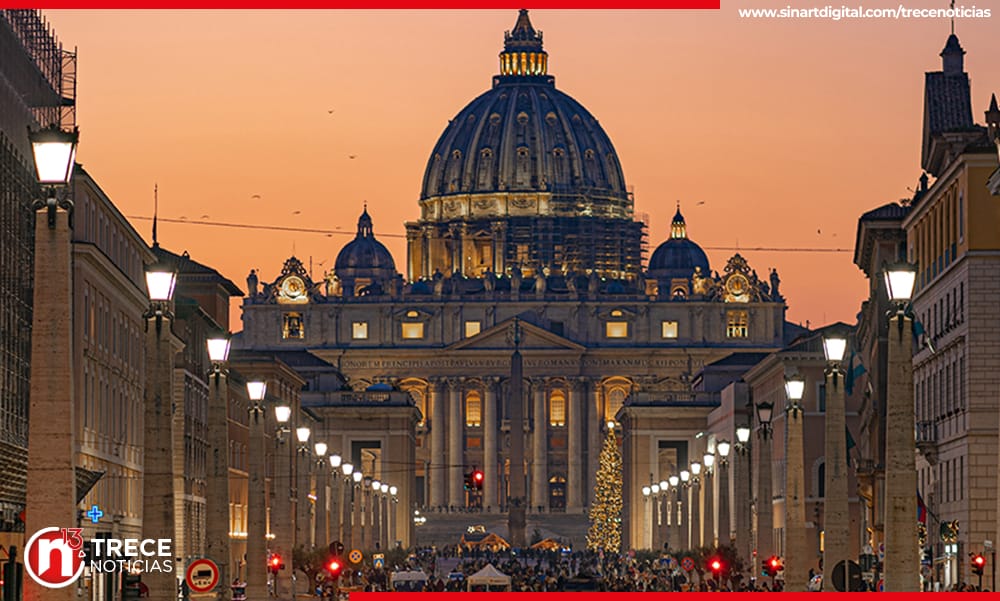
[{"left": 238, "top": 10, "right": 796, "bottom": 546}]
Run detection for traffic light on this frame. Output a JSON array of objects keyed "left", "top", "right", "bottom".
[
  {"left": 472, "top": 469, "right": 484, "bottom": 490},
  {"left": 971, "top": 553, "right": 986, "bottom": 576},
  {"left": 763, "top": 556, "right": 782, "bottom": 577},
  {"left": 708, "top": 557, "right": 723, "bottom": 578},
  {"left": 326, "top": 557, "right": 344, "bottom": 580},
  {"left": 268, "top": 553, "right": 284, "bottom": 574}
]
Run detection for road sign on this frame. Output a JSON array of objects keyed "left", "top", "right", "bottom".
[
  {"left": 348, "top": 549, "right": 363, "bottom": 564},
  {"left": 681, "top": 557, "right": 695, "bottom": 572},
  {"left": 185, "top": 558, "right": 220, "bottom": 594},
  {"left": 832, "top": 559, "right": 863, "bottom": 592},
  {"left": 373, "top": 553, "right": 384, "bottom": 569}
]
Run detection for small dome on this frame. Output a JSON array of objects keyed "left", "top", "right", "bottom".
[
  {"left": 647, "top": 206, "right": 709, "bottom": 281},
  {"left": 335, "top": 208, "right": 397, "bottom": 274},
  {"left": 409, "top": 280, "right": 433, "bottom": 295}
]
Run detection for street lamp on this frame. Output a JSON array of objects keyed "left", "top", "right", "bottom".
[
  {"left": 314, "top": 442, "right": 328, "bottom": 458},
  {"left": 203, "top": 334, "right": 235, "bottom": 598},
  {"left": 296, "top": 426, "right": 311, "bottom": 454},
  {"left": 735, "top": 426, "right": 751, "bottom": 454},
  {"left": 330, "top": 454, "right": 342, "bottom": 469},
  {"left": 703, "top": 453, "right": 715, "bottom": 471},
  {"left": 206, "top": 334, "right": 232, "bottom": 372},
  {"left": 690, "top": 462, "right": 702, "bottom": 482},
  {"left": 756, "top": 401, "right": 774, "bottom": 439},
  {"left": 717, "top": 441, "right": 731, "bottom": 465},
  {"left": 881, "top": 262, "right": 919, "bottom": 591},
  {"left": 717, "top": 439, "right": 732, "bottom": 547},
  {"left": 680, "top": 470, "right": 690, "bottom": 486},
  {"left": 244, "top": 378, "right": 269, "bottom": 599},
  {"left": 784, "top": 375, "right": 805, "bottom": 417},
  {"left": 28, "top": 124, "right": 78, "bottom": 228},
  {"left": 353, "top": 471, "right": 363, "bottom": 485},
  {"left": 784, "top": 372, "right": 808, "bottom": 591},
  {"left": 343, "top": 463, "right": 354, "bottom": 477},
  {"left": 821, "top": 330, "right": 851, "bottom": 590}
]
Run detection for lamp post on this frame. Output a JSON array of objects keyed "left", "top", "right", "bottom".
[
  {"left": 822, "top": 333, "right": 851, "bottom": 590},
  {"left": 295, "top": 426, "right": 313, "bottom": 552},
  {"left": 755, "top": 400, "right": 775, "bottom": 571},
  {"left": 245, "top": 380, "right": 268, "bottom": 600},
  {"left": 314, "top": 442, "right": 329, "bottom": 548},
  {"left": 340, "top": 463, "right": 354, "bottom": 549},
  {"left": 379, "top": 483, "right": 390, "bottom": 550},
  {"left": 690, "top": 462, "right": 702, "bottom": 549},
  {"left": 783, "top": 375, "right": 808, "bottom": 592},
  {"left": 733, "top": 426, "right": 751, "bottom": 570},
  {"left": 668, "top": 475, "right": 681, "bottom": 553},
  {"left": 389, "top": 486, "right": 398, "bottom": 547},
  {"left": 205, "top": 334, "right": 233, "bottom": 599},
  {"left": 680, "top": 470, "right": 691, "bottom": 551},
  {"left": 329, "top": 454, "right": 343, "bottom": 544},
  {"left": 22, "top": 125, "right": 79, "bottom": 601},
  {"left": 140, "top": 261, "right": 180, "bottom": 601},
  {"left": 270, "top": 400, "right": 294, "bottom": 600},
  {"left": 882, "top": 262, "right": 920, "bottom": 591},
  {"left": 703, "top": 452, "right": 716, "bottom": 547},
  {"left": 350, "top": 469, "right": 363, "bottom": 550},
  {"left": 371, "top": 479, "right": 382, "bottom": 550},
  {"left": 716, "top": 441, "right": 731, "bottom": 548}
]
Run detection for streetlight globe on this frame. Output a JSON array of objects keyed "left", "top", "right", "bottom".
[
  {"left": 352, "top": 471, "right": 363, "bottom": 483},
  {"left": 642, "top": 486, "right": 651, "bottom": 496},
  {"left": 736, "top": 427, "right": 751, "bottom": 444},
  {"left": 381, "top": 484, "right": 389, "bottom": 494},
  {"left": 206, "top": 335, "right": 231, "bottom": 364},
  {"left": 607, "top": 421, "right": 616, "bottom": 430},
  {"left": 29, "top": 124, "right": 78, "bottom": 184},
  {"left": 756, "top": 400, "right": 775, "bottom": 426},
  {"left": 680, "top": 470, "right": 690, "bottom": 483},
  {"left": 145, "top": 264, "right": 178, "bottom": 303},
  {"left": 659, "top": 480, "right": 669, "bottom": 490},
  {"left": 314, "top": 442, "right": 328, "bottom": 457},
  {"left": 785, "top": 376, "right": 805, "bottom": 403},
  {"left": 246, "top": 381, "right": 267, "bottom": 402},
  {"left": 703, "top": 453, "right": 715, "bottom": 468},
  {"left": 372, "top": 480, "right": 381, "bottom": 491},
  {"left": 296, "top": 427, "right": 311, "bottom": 444},
  {"left": 717, "top": 440, "right": 731, "bottom": 458},
  {"left": 342, "top": 463, "right": 354, "bottom": 476},
  {"left": 883, "top": 262, "right": 917, "bottom": 303},
  {"left": 329, "top": 454, "right": 342, "bottom": 468},
  {"left": 691, "top": 462, "right": 701, "bottom": 476},
  {"left": 389, "top": 486, "right": 397, "bottom": 496},
  {"left": 822, "top": 336, "right": 848, "bottom": 363},
  {"left": 274, "top": 404, "right": 291, "bottom": 424},
  {"left": 651, "top": 484, "right": 660, "bottom": 494},
  {"left": 669, "top": 476, "right": 679, "bottom": 487}
]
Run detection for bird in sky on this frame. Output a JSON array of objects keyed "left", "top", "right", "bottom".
[
  {"left": 200, "top": 214, "right": 210, "bottom": 219},
  {"left": 328, "top": 109, "right": 335, "bottom": 114},
  {"left": 817, "top": 229, "right": 822, "bottom": 234},
  {"left": 251, "top": 194, "right": 261, "bottom": 199},
  {"left": 696, "top": 201, "right": 706, "bottom": 206},
  {"left": 348, "top": 155, "right": 357, "bottom": 159}
]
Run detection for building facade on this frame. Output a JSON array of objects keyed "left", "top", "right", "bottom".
[{"left": 239, "top": 10, "right": 796, "bottom": 547}]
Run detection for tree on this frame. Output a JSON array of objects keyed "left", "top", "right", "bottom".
[{"left": 587, "top": 424, "right": 623, "bottom": 553}]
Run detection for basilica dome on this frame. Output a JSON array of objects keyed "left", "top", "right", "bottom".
[
  {"left": 419, "top": 10, "right": 630, "bottom": 220},
  {"left": 335, "top": 208, "right": 396, "bottom": 296},
  {"left": 647, "top": 207, "right": 710, "bottom": 282}
]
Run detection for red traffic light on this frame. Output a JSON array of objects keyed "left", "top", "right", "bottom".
[
  {"left": 327, "top": 558, "right": 343, "bottom": 578},
  {"left": 710, "top": 558, "right": 722, "bottom": 572},
  {"left": 769, "top": 557, "right": 780, "bottom": 569},
  {"left": 473, "top": 470, "right": 484, "bottom": 482},
  {"left": 974, "top": 555, "right": 986, "bottom": 566},
  {"left": 269, "top": 556, "right": 280, "bottom": 568},
  {"left": 268, "top": 553, "right": 284, "bottom": 573}
]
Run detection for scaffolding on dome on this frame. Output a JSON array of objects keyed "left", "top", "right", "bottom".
[{"left": 1, "top": 9, "right": 77, "bottom": 128}]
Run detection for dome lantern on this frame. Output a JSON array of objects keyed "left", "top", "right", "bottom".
[{"left": 499, "top": 9, "right": 548, "bottom": 78}]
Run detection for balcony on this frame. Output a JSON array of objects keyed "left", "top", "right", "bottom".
[{"left": 915, "top": 420, "right": 938, "bottom": 465}]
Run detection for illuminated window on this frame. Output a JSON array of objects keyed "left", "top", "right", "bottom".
[
  {"left": 464, "top": 321, "right": 481, "bottom": 338},
  {"left": 549, "top": 390, "right": 566, "bottom": 427},
  {"left": 406, "top": 310, "right": 419, "bottom": 318},
  {"left": 465, "top": 391, "right": 481, "bottom": 427},
  {"left": 401, "top": 323, "right": 424, "bottom": 339},
  {"left": 610, "top": 309, "right": 623, "bottom": 317},
  {"left": 282, "top": 312, "right": 304, "bottom": 339},
  {"left": 726, "top": 310, "right": 749, "bottom": 338},
  {"left": 605, "top": 321, "right": 629, "bottom": 338},
  {"left": 607, "top": 388, "right": 627, "bottom": 421},
  {"left": 352, "top": 322, "right": 368, "bottom": 340},
  {"left": 661, "top": 321, "right": 679, "bottom": 339}
]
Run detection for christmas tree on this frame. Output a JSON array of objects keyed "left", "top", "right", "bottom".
[{"left": 587, "top": 423, "right": 623, "bottom": 552}]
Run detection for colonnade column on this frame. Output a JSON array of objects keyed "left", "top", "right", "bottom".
[
  {"left": 448, "top": 378, "right": 465, "bottom": 508},
  {"left": 483, "top": 378, "right": 498, "bottom": 511},
  {"left": 566, "top": 378, "right": 584, "bottom": 512},
  {"left": 703, "top": 468, "right": 715, "bottom": 547},
  {"left": 531, "top": 379, "right": 547, "bottom": 512},
  {"left": 429, "top": 379, "right": 447, "bottom": 509}
]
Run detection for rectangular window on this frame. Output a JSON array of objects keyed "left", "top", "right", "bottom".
[
  {"left": 401, "top": 322, "right": 425, "bottom": 339},
  {"left": 464, "top": 321, "right": 481, "bottom": 338},
  {"left": 726, "top": 310, "right": 749, "bottom": 338},
  {"left": 465, "top": 392, "right": 481, "bottom": 427},
  {"left": 605, "top": 321, "right": 629, "bottom": 338},
  {"left": 282, "top": 312, "right": 304, "bottom": 339},
  {"left": 661, "top": 320, "right": 678, "bottom": 339},
  {"left": 352, "top": 321, "right": 368, "bottom": 340},
  {"left": 818, "top": 383, "right": 826, "bottom": 413},
  {"left": 549, "top": 391, "right": 566, "bottom": 427}
]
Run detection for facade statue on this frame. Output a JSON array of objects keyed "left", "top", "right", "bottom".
[
  {"left": 511, "top": 264, "right": 523, "bottom": 293},
  {"left": 483, "top": 267, "right": 496, "bottom": 292},
  {"left": 588, "top": 270, "right": 600, "bottom": 295},
  {"left": 534, "top": 272, "right": 546, "bottom": 295},
  {"left": 770, "top": 268, "right": 782, "bottom": 298},
  {"left": 247, "top": 269, "right": 259, "bottom": 297},
  {"left": 324, "top": 270, "right": 340, "bottom": 297},
  {"left": 565, "top": 271, "right": 577, "bottom": 295},
  {"left": 692, "top": 266, "right": 711, "bottom": 296}
]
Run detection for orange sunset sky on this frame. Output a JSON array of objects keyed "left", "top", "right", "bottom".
[{"left": 44, "top": 5, "right": 1000, "bottom": 331}]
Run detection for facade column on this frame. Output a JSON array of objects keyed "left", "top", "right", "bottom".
[
  {"left": 679, "top": 490, "right": 689, "bottom": 551},
  {"left": 483, "top": 378, "right": 498, "bottom": 511},
  {"left": 754, "top": 427, "right": 774, "bottom": 569},
  {"left": 329, "top": 475, "right": 341, "bottom": 546},
  {"left": 347, "top": 479, "right": 359, "bottom": 551},
  {"left": 421, "top": 229, "right": 432, "bottom": 279},
  {"left": 784, "top": 406, "right": 809, "bottom": 592},
  {"left": 824, "top": 369, "right": 850, "bottom": 589},
  {"left": 588, "top": 384, "right": 602, "bottom": 506},
  {"left": 531, "top": 380, "right": 547, "bottom": 512},
  {"left": 246, "top": 403, "right": 267, "bottom": 601},
  {"left": 884, "top": 313, "right": 919, "bottom": 591},
  {"left": 567, "top": 379, "right": 584, "bottom": 512},
  {"left": 204, "top": 374, "right": 231, "bottom": 599},
  {"left": 429, "top": 379, "right": 447, "bottom": 509},
  {"left": 371, "top": 488, "right": 381, "bottom": 550},
  {"left": 361, "top": 488, "right": 373, "bottom": 551},
  {"left": 315, "top": 464, "right": 329, "bottom": 547},
  {"left": 690, "top": 479, "right": 701, "bottom": 549},
  {"left": 448, "top": 379, "right": 464, "bottom": 508}
]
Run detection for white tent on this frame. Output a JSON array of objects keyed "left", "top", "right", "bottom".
[{"left": 466, "top": 564, "right": 512, "bottom": 591}]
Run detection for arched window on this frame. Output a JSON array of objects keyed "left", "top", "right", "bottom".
[
  {"left": 549, "top": 475, "right": 566, "bottom": 511},
  {"left": 606, "top": 388, "right": 627, "bottom": 421},
  {"left": 465, "top": 391, "right": 482, "bottom": 427},
  {"left": 549, "top": 390, "right": 566, "bottom": 427}
]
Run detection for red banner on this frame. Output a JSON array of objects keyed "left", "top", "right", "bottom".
[{"left": 7, "top": 0, "right": 718, "bottom": 7}]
